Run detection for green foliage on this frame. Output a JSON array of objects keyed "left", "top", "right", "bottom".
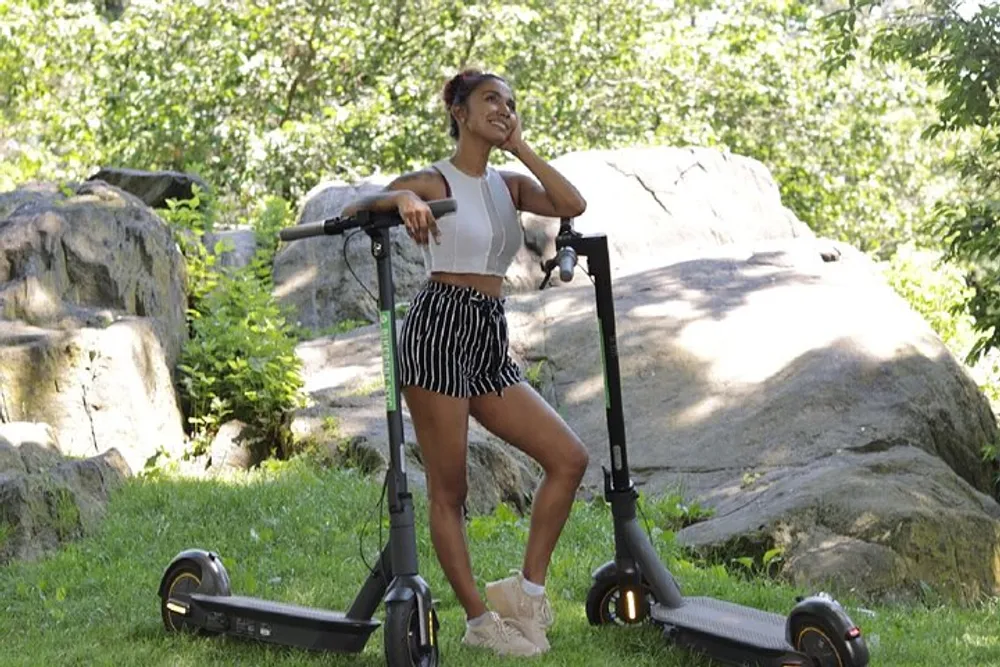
[
  {"left": 157, "top": 188, "right": 305, "bottom": 452},
  {"left": 823, "top": 0, "right": 1000, "bottom": 359},
  {"left": 248, "top": 195, "right": 293, "bottom": 274},
  {"left": 1, "top": 0, "right": 951, "bottom": 263},
  {"left": 667, "top": 0, "right": 953, "bottom": 257},
  {"left": 178, "top": 265, "right": 305, "bottom": 450},
  {"left": 731, "top": 546, "right": 785, "bottom": 579},
  {"left": 883, "top": 243, "right": 976, "bottom": 351},
  {"left": 160, "top": 186, "right": 223, "bottom": 307}
]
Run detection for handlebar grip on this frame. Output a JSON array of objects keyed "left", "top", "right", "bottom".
[
  {"left": 279, "top": 221, "right": 327, "bottom": 241},
  {"left": 558, "top": 246, "right": 577, "bottom": 282},
  {"left": 428, "top": 198, "right": 457, "bottom": 218}
]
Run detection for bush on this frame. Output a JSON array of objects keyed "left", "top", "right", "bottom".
[
  {"left": 883, "top": 243, "right": 1000, "bottom": 409},
  {"left": 178, "top": 266, "right": 305, "bottom": 452},
  {"left": 159, "top": 189, "right": 305, "bottom": 454}
]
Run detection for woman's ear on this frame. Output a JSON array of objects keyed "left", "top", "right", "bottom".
[{"left": 451, "top": 103, "right": 467, "bottom": 128}]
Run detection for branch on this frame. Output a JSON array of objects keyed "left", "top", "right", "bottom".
[{"left": 278, "top": 21, "right": 319, "bottom": 128}]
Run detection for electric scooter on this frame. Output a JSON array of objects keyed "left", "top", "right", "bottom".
[
  {"left": 538, "top": 217, "right": 871, "bottom": 667},
  {"left": 157, "top": 199, "right": 458, "bottom": 667}
]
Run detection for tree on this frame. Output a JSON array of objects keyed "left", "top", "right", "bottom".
[{"left": 824, "top": 0, "right": 1000, "bottom": 361}]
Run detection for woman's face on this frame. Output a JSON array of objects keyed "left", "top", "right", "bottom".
[{"left": 456, "top": 78, "right": 517, "bottom": 145}]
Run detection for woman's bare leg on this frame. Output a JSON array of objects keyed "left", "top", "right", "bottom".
[
  {"left": 469, "top": 381, "right": 589, "bottom": 584},
  {"left": 402, "top": 385, "right": 486, "bottom": 618}
]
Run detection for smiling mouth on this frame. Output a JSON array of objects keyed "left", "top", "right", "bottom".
[{"left": 490, "top": 120, "right": 508, "bottom": 132}]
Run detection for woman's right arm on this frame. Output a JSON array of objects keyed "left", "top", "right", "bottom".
[{"left": 341, "top": 170, "right": 444, "bottom": 245}]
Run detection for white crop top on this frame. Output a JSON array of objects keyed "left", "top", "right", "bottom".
[{"left": 420, "top": 158, "right": 522, "bottom": 277}]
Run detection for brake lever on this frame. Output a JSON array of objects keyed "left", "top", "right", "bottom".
[{"left": 539, "top": 257, "right": 557, "bottom": 290}]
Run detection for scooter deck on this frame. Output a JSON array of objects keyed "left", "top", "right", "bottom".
[
  {"left": 192, "top": 593, "right": 380, "bottom": 633},
  {"left": 651, "top": 596, "right": 790, "bottom": 651}
]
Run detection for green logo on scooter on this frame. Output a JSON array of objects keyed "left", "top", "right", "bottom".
[
  {"left": 380, "top": 310, "right": 397, "bottom": 412},
  {"left": 599, "top": 320, "right": 610, "bottom": 409}
]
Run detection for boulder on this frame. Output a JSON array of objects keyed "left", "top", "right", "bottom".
[
  {"left": 506, "top": 237, "right": 999, "bottom": 601},
  {"left": 0, "top": 180, "right": 188, "bottom": 366},
  {"left": 510, "top": 145, "right": 813, "bottom": 281},
  {"left": 0, "top": 422, "right": 130, "bottom": 566},
  {"left": 86, "top": 167, "right": 209, "bottom": 209},
  {"left": 207, "top": 419, "right": 261, "bottom": 473},
  {"left": 0, "top": 318, "right": 187, "bottom": 474},
  {"left": 276, "top": 145, "right": 1000, "bottom": 600},
  {"left": 0, "top": 181, "right": 189, "bottom": 473},
  {"left": 204, "top": 228, "right": 259, "bottom": 271},
  {"left": 273, "top": 146, "right": 811, "bottom": 334},
  {"left": 272, "top": 177, "right": 429, "bottom": 332}
]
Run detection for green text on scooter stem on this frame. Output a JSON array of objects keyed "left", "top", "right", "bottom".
[
  {"left": 599, "top": 319, "right": 610, "bottom": 409},
  {"left": 380, "top": 310, "right": 397, "bottom": 412}
]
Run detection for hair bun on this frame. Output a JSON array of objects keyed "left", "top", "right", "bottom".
[{"left": 443, "top": 68, "right": 486, "bottom": 106}]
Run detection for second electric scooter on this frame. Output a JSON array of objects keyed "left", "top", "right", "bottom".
[
  {"left": 157, "top": 199, "right": 458, "bottom": 667},
  {"left": 538, "top": 217, "right": 871, "bottom": 667}
]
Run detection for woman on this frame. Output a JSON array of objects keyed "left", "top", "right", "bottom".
[{"left": 342, "top": 69, "right": 590, "bottom": 658}]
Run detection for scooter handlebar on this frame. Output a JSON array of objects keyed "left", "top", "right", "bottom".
[
  {"left": 278, "top": 198, "right": 457, "bottom": 242},
  {"left": 278, "top": 221, "right": 326, "bottom": 241}
]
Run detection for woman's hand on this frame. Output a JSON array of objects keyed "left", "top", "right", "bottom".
[
  {"left": 396, "top": 191, "right": 441, "bottom": 245},
  {"left": 500, "top": 116, "right": 527, "bottom": 157}
]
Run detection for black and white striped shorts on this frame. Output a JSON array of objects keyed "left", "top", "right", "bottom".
[{"left": 398, "top": 280, "right": 523, "bottom": 398}]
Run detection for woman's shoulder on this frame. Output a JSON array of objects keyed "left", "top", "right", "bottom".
[{"left": 385, "top": 164, "right": 450, "bottom": 201}]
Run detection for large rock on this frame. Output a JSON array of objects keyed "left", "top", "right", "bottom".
[
  {"left": 272, "top": 177, "right": 430, "bottom": 332},
  {"left": 0, "top": 422, "right": 131, "bottom": 565},
  {"left": 510, "top": 145, "right": 813, "bottom": 281},
  {"left": 507, "top": 237, "right": 1000, "bottom": 601},
  {"left": 276, "top": 145, "right": 1000, "bottom": 600},
  {"left": 0, "top": 181, "right": 189, "bottom": 473},
  {"left": 289, "top": 328, "right": 542, "bottom": 516},
  {"left": 678, "top": 445, "right": 1000, "bottom": 602},
  {"left": 273, "top": 146, "right": 811, "bottom": 334},
  {"left": 0, "top": 180, "right": 188, "bottom": 366},
  {"left": 0, "top": 318, "right": 187, "bottom": 473},
  {"left": 87, "top": 167, "right": 209, "bottom": 209}
]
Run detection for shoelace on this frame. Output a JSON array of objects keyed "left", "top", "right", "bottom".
[
  {"left": 487, "top": 615, "right": 520, "bottom": 646},
  {"left": 535, "top": 598, "right": 554, "bottom": 627}
]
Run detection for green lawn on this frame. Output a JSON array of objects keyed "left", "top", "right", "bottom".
[{"left": 2, "top": 457, "right": 999, "bottom": 666}]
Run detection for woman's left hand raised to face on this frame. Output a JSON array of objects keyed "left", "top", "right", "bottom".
[{"left": 500, "top": 116, "right": 526, "bottom": 156}]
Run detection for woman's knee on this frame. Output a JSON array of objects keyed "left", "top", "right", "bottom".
[
  {"left": 550, "top": 436, "right": 589, "bottom": 484},
  {"left": 427, "top": 474, "right": 469, "bottom": 510}
]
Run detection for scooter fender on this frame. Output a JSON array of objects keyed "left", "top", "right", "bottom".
[
  {"left": 383, "top": 585, "right": 416, "bottom": 605},
  {"left": 590, "top": 560, "right": 618, "bottom": 582},
  {"left": 158, "top": 548, "right": 232, "bottom": 598}
]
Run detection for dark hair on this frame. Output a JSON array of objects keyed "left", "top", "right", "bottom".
[{"left": 442, "top": 68, "right": 508, "bottom": 139}]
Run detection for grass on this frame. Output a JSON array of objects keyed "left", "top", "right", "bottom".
[{"left": 2, "top": 456, "right": 1000, "bottom": 666}]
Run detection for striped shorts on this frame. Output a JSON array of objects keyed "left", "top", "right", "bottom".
[{"left": 399, "top": 280, "right": 523, "bottom": 398}]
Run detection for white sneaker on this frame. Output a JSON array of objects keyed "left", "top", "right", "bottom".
[
  {"left": 485, "top": 572, "right": 554, "bottom": 652},
  {"left": 462, "top": 611, "right": 542, "bottom": 657}
]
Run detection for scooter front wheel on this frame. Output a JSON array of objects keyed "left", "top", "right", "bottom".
[
  {"left": 384, "top": 596, "right": 439, "bottom": 667},
  {"left": 585, "top": 569, "right": 653, "bottom": 626}
]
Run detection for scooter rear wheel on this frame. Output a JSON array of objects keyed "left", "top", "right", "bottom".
[
  {"left": 789, "top": 612, "right": 865, "bottom": 667},
  {"left": 384, "top": 597, "right": 439, "bottom": 667}
]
